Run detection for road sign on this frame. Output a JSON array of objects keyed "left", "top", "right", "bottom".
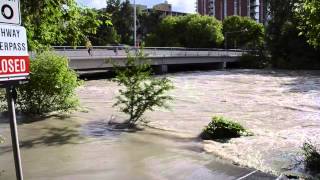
[
  {"left": 0, "top": 0, "right": 21, "bottom": 25},
  {"left": 0, "top": 24, "right": 29, "bottom": 81}
]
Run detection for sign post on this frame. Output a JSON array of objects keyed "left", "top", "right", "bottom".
[
  {"left": 6, "top": 85, "right": 23, "bottom": 180},
  {"left": 0, "top": 1, "right": 27, "bottom": 180}
]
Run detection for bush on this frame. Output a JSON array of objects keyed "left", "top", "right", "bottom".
[
  {"left": 201, "top": 116, "right": 252, "bottom": 140},
  {"left": 0, "top": 135, "right": 4, "bottom": 144},
  {"left": 146, "top": 14, "right": 224, "bottom": 48},
  {"left": 223, "top": 16, "right": 265, "bottom": 49},
  {"left": 16, "top": 51, "right": 81, "bottom": 114},
  {"left": 113, "top": 48, "right": 174, "bottom": 128},
  {"left": 302, "top": 142, "right": 320, "bottom": 174}
]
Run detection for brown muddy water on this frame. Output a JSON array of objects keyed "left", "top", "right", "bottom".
[{"left": 1, "top": 69, "right": 320, "bottom": 179}]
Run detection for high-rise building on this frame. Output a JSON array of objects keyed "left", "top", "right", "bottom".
[
  {"left": 153, "top": 1, "right": 172, "bottom": 12},
  {"left": 197, "top": 0, "right": 267, "bottom": 24}
]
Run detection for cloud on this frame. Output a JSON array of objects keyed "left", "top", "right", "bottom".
[
  {"left": 77, "top": 0, "right": 106, "bottom": 9},
  {"left": 167, "top": 0, "right": 196, "bottom": 13},
  {"left": 76, "top": 0, "right": 196, "bottom": 13}
]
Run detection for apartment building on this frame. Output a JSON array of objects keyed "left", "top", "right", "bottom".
[{"left": 196, "top": 0, "right": 267, "bottom": 24}]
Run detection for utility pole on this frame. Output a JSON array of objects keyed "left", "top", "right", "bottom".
[{"left": 134, "top": 0, "right": 137, "bottom": 48}]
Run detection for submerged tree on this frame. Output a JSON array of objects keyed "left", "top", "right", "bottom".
[{"left": 113, "top": 49, "right": 174, "bottom": 128}]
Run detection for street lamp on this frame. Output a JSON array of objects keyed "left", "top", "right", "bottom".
[
  {"left": 134, "top": 0, "right": 137, "bottom": 48},
  {"left": 224, "top": 28, "right": 248, "bottom": 49}
]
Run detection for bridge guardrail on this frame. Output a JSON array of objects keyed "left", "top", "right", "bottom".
[{"left": 49, "top": 46, "right": 250, "bottom": 58}]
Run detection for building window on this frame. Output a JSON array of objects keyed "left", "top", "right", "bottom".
[
  {"left": 234, "top": 0, "right": 238, "bottom": 15},
  {"left": 209, "top": 0, "right": 215, "bottom": 16},
  {"left": 224, "top": 0, "right": 227, "bottom": 18}
]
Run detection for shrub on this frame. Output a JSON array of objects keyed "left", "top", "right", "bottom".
[
  {"left": 302, "top": 142, "right": 320, "bottom": 174},
  {"left": 113, "top": 48, "right": 174, "bottom": 128},
  {"left": 146, "top": 14, "right": 224, "bottom": 48},
  {"left": 0, "top": 135, "right": 4, "bottom": 144},
  {"left": 201, "top": 116, "right": 252, "bottom": 140},
  {"left": 16, "top": 51, "right": 81, "bottom": 114},
  {"left": 223, "top": 16, "right": 265, "bottom": 49}
]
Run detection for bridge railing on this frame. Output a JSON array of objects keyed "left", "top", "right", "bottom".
[{"left": 51, "top": 46, "right": 249, "bottom": 58}]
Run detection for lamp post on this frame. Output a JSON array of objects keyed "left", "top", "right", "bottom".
[{"left": 134, "top": 0, "right": 137, "bottom": 48}]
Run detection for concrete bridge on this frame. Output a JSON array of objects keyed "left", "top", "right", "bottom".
[{"left": 51, "top": 46, "right": 247, "bottom": 73}]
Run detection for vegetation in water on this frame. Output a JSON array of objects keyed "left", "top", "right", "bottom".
[
  {"left": 113, "top": 48, "right": 174, "bottom": 128},
  {"left": 302, "top": 142, "right": 320, "bottom": 175},
  {"left": 201, "top": 116, "right": 253, "bottom": 140}
]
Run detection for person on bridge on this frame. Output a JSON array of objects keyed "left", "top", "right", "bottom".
[{"left": 86, "top": 40, "right": 93, "bottom": 56}]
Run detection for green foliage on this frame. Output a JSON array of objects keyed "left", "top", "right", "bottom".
[
  {"left": 21, "top": 0, "right": 105, "bottom": 50},
  {"left": 16, "top": 52, "right": 81, "bottom": 114},
  {"left": 266, "top": 0, "right": 320, "bottom": 69},
  {"left": 113, "top": 49, "right": 174, "bottom": 127},
  {"left": 295, "top": 0, "right": 320, "bottom": 48},
  {"left": 62, "top": 6, "right": 103, "bottom": 47},
  {"left": 201, "top": 116, "right": 252, "bottom": 140},
  {"left": 185, "top": 15, "right": 224, "bottom": 48},
  {"left": 107, "top": 0, "right": 134, "bottom": 45},
  {"left": 91, "top": 10, "right": 119, "bottom": 45},
  {"left": 138, "top": 10, "right": 163, "bottom": 42},
  {"left": 302, "top": 142, "right": 320, "bottom": 173},
  {"left": 0, "top": 135, "right": 4, "bottom": 144},
  {"left": 223, "top": 16, "right": 265, "bottom": 49},
  {"left": 146, "top": 15, "right": 224, "bottom": 48}
]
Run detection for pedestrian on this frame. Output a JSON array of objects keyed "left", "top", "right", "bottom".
[
  {"left": 86, "top": 40, "right": 93, "bottom": 56},
  {"left": 114, "top": 47, "right": 118, "bottom": 56}
]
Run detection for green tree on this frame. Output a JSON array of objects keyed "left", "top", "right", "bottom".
[
  {"left": 146, "top": 15, "right": 224, "bottom": 48},
  {"left": 184, "top": 15, "right": 224, "bottom": 48},
  {"left": 138, "top": 10, "right": 163, "bottom": 41},
  {"left": 113, "top": 49, "right": 174, "bottom": 128},
  {"left": 295, "top": 0, "right": 320, "bottom": 48},
  {"left": 16, "top": 52, "right": 81, "bottom": 114},
  {"left": 223, "top": 16, "right": 265, "bottom": 49},
  {"left": 21, "top": 0, "right": 104, "bottom": 50},
  {"left": 63, "top": 6, "right": 103, "bottom": 47},
  {"left": 107, "top": 0, "right": 133, "bottom": 45},
  {"left": 266, "top": 0, "right": 320, "bottom": 69},
  {"left": 90, "top": 9, "right": 119, "bottom": 45},
  {"left": 146, "top": 16, "right": 181, "bottom": 47}
]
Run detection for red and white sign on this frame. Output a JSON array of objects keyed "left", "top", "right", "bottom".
[{"left": 0, "top": 24, "right": 29, "bottom": 81}]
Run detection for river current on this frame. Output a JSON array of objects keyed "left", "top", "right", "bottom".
[{"left": 1, "top": 69, "right": 319, "bottom": 179}]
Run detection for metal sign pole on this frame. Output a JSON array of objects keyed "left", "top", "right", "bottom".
[{"left": 6, "top": 85, "right": 23, "bottom": 180}]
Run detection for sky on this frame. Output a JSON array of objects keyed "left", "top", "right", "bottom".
[{"left": 76, "top": 0, "right": 196, "bottom": 13}]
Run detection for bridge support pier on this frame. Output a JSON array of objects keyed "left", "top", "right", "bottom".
[
  {"left": 219, "top": 62, "right": 227, "bottom": 69},
  {"left": 155, "top": 64, "right": 168, "bottom": 74}
]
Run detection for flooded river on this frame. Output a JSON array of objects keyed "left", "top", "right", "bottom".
[{"left": 1, "top": 69, "right": 320, "bottom": 179}]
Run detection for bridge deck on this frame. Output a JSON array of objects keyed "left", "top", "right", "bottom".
[{"left": 47, "top": 47, "right": 246, "bottom": 71}]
